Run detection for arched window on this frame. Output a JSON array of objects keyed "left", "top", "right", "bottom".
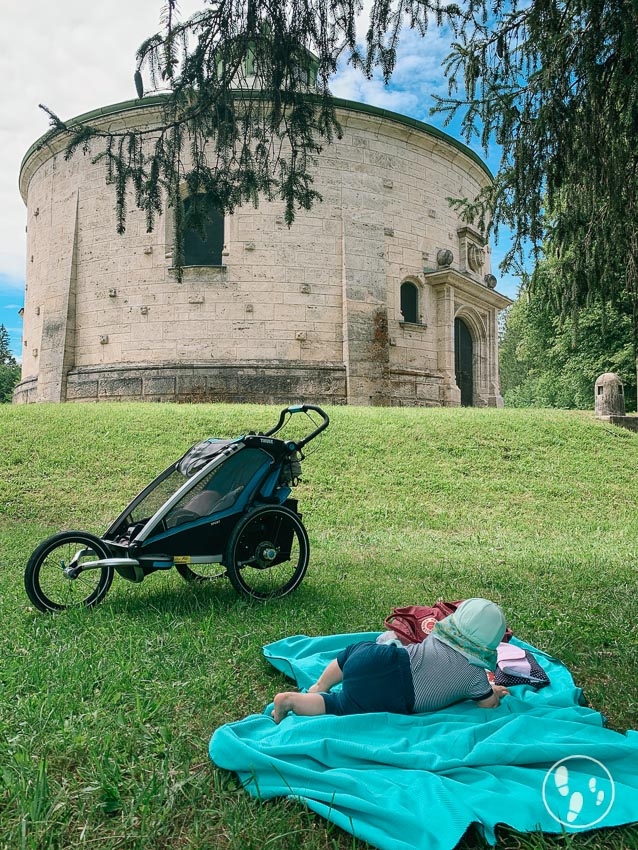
[
  {"left": 400, "top": 281, "right": 419, "bottom": 324},
  {"left": 183, "top": 194, "right": 224, "bottom": 266}
]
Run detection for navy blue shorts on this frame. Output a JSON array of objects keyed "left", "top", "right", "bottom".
[{"left": 321, "top": 641, "right": 415, "bottom": 716}]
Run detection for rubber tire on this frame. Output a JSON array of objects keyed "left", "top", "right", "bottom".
[
  {"left": 24, "top": 531, "right": 114, "bottom": 613},
  {"left": 225, "top": 505, "right": 309, "bottom": 600},
  {"left": 175, "top": 562, "right": 227, "bottom": 582}
]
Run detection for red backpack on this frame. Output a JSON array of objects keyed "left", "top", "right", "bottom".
[
  {"left": 384, "top": 601, "right": 461, "bottom": 645},
  {"left": 384, "top": 600, "right": 512, "bottom": 645}
]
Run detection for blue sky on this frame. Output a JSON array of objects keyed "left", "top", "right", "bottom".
[{"left": 0, "top": 2, "right": 520, "bottom": 361}]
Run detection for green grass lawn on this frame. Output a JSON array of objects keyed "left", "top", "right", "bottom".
[{"left": 1, "top": 402, "right": 637, "bottom": 850}]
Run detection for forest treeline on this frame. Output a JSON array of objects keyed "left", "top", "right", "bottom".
[{"left": 499, "top": 293, "right": 636, "bottom": 412}]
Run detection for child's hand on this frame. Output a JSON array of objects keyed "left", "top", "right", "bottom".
[{"left": 477, "top": 683, "right": 510, "bottom": 708}]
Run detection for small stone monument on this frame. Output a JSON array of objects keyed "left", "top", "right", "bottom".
[
  {"left": 594, "top": 372, "right": 625, "bottom": 418},
  {"left": 594, "top": 373, "right": 638, "bottom": 432}
]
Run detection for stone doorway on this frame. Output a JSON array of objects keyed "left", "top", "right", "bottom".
[{"left": 454, "top": 317, "right": 474, "bottom": 406}]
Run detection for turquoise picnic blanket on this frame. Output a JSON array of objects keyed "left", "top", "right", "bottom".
[{"left": 209, "top": 633, "right": 638, "bottom": 850}]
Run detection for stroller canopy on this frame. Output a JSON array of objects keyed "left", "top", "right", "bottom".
[{"left": 177, "top": 439, "right": 236, "bottom": 477}]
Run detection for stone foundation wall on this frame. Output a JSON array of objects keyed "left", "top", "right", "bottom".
[
  {"left": 389, "top": 368, "right": 443, "bottom": 407},
  {"left": 12, "top": 375, "right": 38, "bottom": 404},
  {"left": 39, "top": 361, "right": 348, "bottom": 405}
]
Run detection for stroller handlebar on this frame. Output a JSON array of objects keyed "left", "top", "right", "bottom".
[{"left": 263, "top": 404, "right": 330, "bottom": 450}]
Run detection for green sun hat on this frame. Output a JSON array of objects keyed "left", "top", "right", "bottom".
[{"left": 431, "top": 598, "right": 506, "bottom": 669}]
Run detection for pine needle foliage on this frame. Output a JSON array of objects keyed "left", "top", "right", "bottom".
[
  {"left": 34, "top": 0, "right": 637, "bottom": 321},
  {"left": 36, "top": 0, "right": 458, "bottom": 277},
  {"left": 434, "top": 0, "right": 638, "bottom": 316},
  {"left": 0, "top": 324, "right": 16, "bottom": 367},
  {"left": 0, "top": 324, "right": 19, "bottom": 403}
]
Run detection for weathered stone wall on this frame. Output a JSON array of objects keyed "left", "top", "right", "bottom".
[
  {"left": 15, "top": 97, "right": 510, "bottom": 406},
  {"left": 63, "top": 362, "right": 346, "bottom": 404}
]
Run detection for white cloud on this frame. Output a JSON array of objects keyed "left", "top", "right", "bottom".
[
  {"left": 1, "top": 3, "right": 521, "bottom": 299},
  {"left": 330, "top": 23, "right": 454, "bottom": 124},
  {"left": 0, "top": 270, "right": 25, "bottom": 294},
  {"left": 0, "top": 0, "right": 202, "bottom": 293}
]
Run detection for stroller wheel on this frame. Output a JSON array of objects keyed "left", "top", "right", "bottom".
[
  {"left": 225, "top": 505, "right": 309, "bottom": 600},
  {"left": 24, "top": 531, "right": 114, "bottom": 613},
  {"left": 175, "top": 562, "right": 227, "bottom": 583}
]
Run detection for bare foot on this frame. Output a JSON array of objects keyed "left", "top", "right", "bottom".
[
  {"left": 270, "top": 690, "right": 326, "bottom": 723},
  {"left": 272, "top": 692, "right": 293, "bottom": 723}
]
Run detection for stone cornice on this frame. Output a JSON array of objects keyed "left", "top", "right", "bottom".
[
  {"left": 19, "top": 93, "right": 492, "bottom": 202},
  {"left": 19, "top": 96, "right": 169, "bottom": 202},
  {"left": 423, "top": 268, "right": 514, "bottom": 309}
]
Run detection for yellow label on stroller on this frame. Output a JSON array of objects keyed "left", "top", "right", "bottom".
[{"left": 173, "top": 555, "right": 191, "bottom": 564}]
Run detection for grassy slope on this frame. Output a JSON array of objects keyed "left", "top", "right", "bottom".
[{"left": 1, "top": 403, "right": 637, "bottom": 850}]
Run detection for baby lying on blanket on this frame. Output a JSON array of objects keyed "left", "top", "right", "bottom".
[{"left": 272, "top": 598, "right": 510, "bottom": 723}]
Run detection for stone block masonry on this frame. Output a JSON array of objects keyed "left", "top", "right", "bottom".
[{"left": 15, "top": 96, "right": 511, "bottom": 406}]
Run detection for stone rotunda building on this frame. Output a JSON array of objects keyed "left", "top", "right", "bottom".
[{"left": 15, "top": 93, "right": 511, "bottom": 406}]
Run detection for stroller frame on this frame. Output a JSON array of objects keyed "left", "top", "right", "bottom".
[{"left": 24, "top": 404, "right": 329, "bottom": 612}]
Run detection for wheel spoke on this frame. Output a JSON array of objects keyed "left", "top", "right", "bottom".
[
  {"left": 236, "top": 557, "right": 260, "bottom": 568},
  {"left": 25, "top": 532, "right": 114, "bottom": 613},
  {"left": 75, "top": 573, "right": 101, "bottom": 590},
  {"left": 227, "top": 507, "right": 309, "bottom": 600}
]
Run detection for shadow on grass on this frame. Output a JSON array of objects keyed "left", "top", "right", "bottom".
[
  {"left": 103, "top": 575, "right": 240, "bottom": 617},
  {"left": 68, "top": 567, "right": 367, "bottom": 629}
]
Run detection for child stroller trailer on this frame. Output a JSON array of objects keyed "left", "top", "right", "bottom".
[{"left": 24, "top": 404, "right": 329, "bottom": 612}]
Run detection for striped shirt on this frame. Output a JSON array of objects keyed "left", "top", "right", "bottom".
[{"left": 406, "top": 636, "right": 493, "bottom": 712}]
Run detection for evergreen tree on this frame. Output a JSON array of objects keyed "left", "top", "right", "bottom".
[
  {"left": 0, "top": 324, "right": 16, "bottom": 366},
  {"left": 435, "top": 0, "right": 638, "bottom": 312},
  {"left": 37, "top": 0, "right": 638, "bottom": 307},
  {"left": 38, "top": 0, "right": 457, "bottom": 276},
  {"left": 0, "top": 324, "right": 19, "bottom": 403}
]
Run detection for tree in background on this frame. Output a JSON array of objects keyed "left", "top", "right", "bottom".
[
  {"left": 0, "top": 324, "right": 20, "bottom": 403},
  {"left": 500, "top": 285, "right": 636, "bottom": 411},
  {"left": 39, "top": 0, "right": 456, "bottom": 275},
  {"left": 500, "top": 208, "right": 638, "bottom": 410},
  {"left": 37, "top": 0, "right": 638, "bottom": 329},
  {"left": 437, "top": 0, "right": 638, "bottom": 390}
]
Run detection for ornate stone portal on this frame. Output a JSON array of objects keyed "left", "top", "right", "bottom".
[{"left": 15, "top": 96, "right": 512, "bottom": 407}]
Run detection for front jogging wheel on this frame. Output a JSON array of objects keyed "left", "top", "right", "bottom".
[
  {"left": 24, "top": 531, "right": 114, "bottom": 613},
  {"left": 225, "top": 505, "right": 309, "bottom": 600}
]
